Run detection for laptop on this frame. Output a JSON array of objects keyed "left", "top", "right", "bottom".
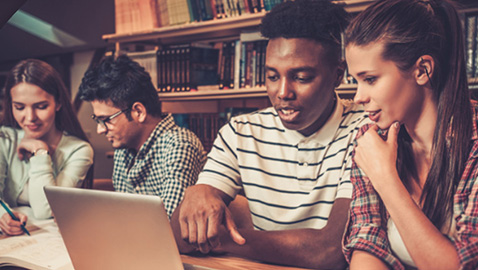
[{"left": 44, "top": 186, "right": 214, "bottom": 270}]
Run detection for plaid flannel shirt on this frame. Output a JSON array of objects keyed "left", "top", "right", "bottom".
[
  {"left": 112, "top": 114, "right": 206, "bottom": 217},
  {"left": 343, "top": 102, "right": 478, "bottom": 270}
]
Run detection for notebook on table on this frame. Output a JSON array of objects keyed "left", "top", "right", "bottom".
[{"left": 44, "top": 186, "right": 214, "bottom": 270}]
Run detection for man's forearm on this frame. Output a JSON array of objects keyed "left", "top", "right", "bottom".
[
  {"left": 218, "top": 198, "right": 351, "bottom": 269},
  {"left": 218, "top": 228, "right": 347, "bottom": 269}
]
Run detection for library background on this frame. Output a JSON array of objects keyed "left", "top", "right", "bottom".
[{"left": 0, "top": 0, "right": 477, "bottom": 179}]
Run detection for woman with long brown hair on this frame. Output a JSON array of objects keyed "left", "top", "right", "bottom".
[
  {"left": 343, "top": 0, "right": 477, "bottom": 269},
  {"left": 0, "top": 59, "right": 93, "bottom": 235}
]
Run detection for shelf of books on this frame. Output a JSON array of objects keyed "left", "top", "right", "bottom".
[
  {"left": 103, "top": 12, "right": 265, "bottom": 45},
  {"left": 104, "top": 0, "right": 375, "bottom": 45},
  {"left": 103, "top": 0, "right": 377, "bottom": 107}
]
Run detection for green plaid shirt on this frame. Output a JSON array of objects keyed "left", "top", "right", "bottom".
[{"left": 112, "top": 114, "right": 206, "bottom": 217}]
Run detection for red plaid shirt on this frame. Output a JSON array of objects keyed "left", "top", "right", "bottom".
[{"left": 343, "top": 102, "right": 478, "bottom": 270}]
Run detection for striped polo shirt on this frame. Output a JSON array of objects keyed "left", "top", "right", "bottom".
[{"left": 197, "top": 102, "right": 368, "bottom": 231}]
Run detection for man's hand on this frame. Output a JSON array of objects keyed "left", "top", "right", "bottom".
[
  {"left": 0, "top": 211, "right": 28, "bottom": 236},
  {"left": 177, "top": 184, "right": 245, "bottom": 254}
]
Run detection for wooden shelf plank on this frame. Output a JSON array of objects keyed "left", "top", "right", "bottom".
[
  {"left": 158, "top": 88, "right": 267, "bottom": 101},
  {"left": 157, "top": 84, "right": 361, "bottom": 102}
]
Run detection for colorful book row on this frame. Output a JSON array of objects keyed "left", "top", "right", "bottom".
[{"left": 114, "top": 0, "right": 286, "bottom": 33}]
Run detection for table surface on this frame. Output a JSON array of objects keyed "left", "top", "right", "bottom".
[
  {"left": 0, "top": 254, "right": 310, "bottom": 270},
  {"left": 0, "top": 208, "right": 312, "bottom": 270},
  {"left": 181, "top": 254, "right": 311, "bottom": 270}
]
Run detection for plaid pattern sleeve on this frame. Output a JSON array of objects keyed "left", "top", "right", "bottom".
[
  {"left": 112, "top": 115, "right": 206, "bottom": 218},
  {"left": 452, "top": 103, "right": 478, "bottom": 269},
  {"left": 159, "top": 137, "right": 206, "bottom": 217},
  {"left": 342, "top": 124, "right": 405, "bottom": 270}
]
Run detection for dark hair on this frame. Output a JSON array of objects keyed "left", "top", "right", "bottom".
[
  {"left": 346, "top": 0, "right": 472, "bottom": 229},
  {"left": 78, "top": 55, "right": 162, "bottom": 118},
  {"left": 260, "top": 0, "right": 349, "bottom": 66},
  {"left": 2, "top": 59, "right": 89, "bottom": 143}
]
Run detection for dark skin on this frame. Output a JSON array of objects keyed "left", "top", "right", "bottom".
[
  {"left": 170, "top": 185, "right": 350, "bottom": 269},
  {"left": 170, "top": 38, "right": 349, "bottom": 269}
]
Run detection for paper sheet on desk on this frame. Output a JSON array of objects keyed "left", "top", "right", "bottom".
[{"left": 0, "top": 219, "right": 74, "bottom": 270}]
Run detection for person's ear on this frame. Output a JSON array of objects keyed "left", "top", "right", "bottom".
[
  {"left": 335, "top": 60, "right": 346, "bottom": 87},
  {"left": 415, "top": 55, "right": 435, "bottom": 87},
  {"left": 131, "top": 102, "right": 147, "bottom": 123}
]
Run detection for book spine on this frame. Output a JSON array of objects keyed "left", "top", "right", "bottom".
[
  {"left": 180, "top": 47, "right": 187, "bottom": 91},
  {"left": 185, "top": 47, "right": 191, "bottom": 91},
  {"left": 186, "top": 0, "right": 198, "bottom": 22},
  {"left": 233, "top": 39, "right": 241, "bottom": 89},
  {"left": 165, "top": 49, "right": 172, "bottom": 92},
  {"left": 158, "top": 0, "right": 170, "bottom": 26},
  {"left": 251, "top": 44, "right": 256, "bottom": 87},
  {"left": 204, "top": 0, "right": 214, "bottom": 20},
  {"left": 245, "top": 42, "right": 253, "bottom": 88},
  {"left": 218, "top": 42, "right": 226, "bottom": 89},
  {"left": 167, "top": 0, "right": 191, "bottom": 25},
  {"left": 198, "top": 0, "right": 208, "bottom": 20},
  {"left": 261, "top": 40, "right": 267, "bottom": 87},
  {"left": 240, "top": 42, "right": 246, "bottom": 88},
  {"left": 209, "top": 0, "right": 218, "bottom": 19},
  {"left": 222, "top": 42, "right": 230, "bottom": 89},
  {"left": 229, "top": 40, "right": 236, "bottom": 89},
  {"left": 264, "top": 0, "right": 271, "bottom": 11},
  {"left": 157, "top": 50, "right": 163, "bottom": 91}
]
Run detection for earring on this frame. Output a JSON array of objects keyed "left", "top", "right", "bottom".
[
  {"left": 421, "top": 58, "right": 430, "bottom": 76},
  {"left": 421, "top": 57, "right": 434, "bottom": 89}
]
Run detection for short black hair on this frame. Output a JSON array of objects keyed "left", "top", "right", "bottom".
[
  {"left": 78, "top": 55, "right": 162, "bottom": 117},
  {"left": 260, "top": 0, "right": 349, "bottom": 64}
]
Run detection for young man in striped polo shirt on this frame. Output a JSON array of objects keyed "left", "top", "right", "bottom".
[{"left": 171, "top": 0, "right": 369, "bottom": 268}]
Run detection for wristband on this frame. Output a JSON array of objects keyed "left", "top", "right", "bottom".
[{"left": 33, "top": 148, "right": 49, "bottom": 156}]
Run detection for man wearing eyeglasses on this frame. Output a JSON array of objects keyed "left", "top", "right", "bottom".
[{"left": 78, "top": 55, "right": 206, "bottom": 218}]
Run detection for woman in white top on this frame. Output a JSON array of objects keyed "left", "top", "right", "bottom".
[{"left": 0, "top": 59, "right": 93, "bottom": 235}]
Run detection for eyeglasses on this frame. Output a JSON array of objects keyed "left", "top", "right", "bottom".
[{"left": 91, "top": 108, "right": 130, "bottom": 131}]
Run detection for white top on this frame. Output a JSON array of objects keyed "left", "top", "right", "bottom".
[
  {"left": 388, "top": 219, "right": 416, "bottom": 267},
  {"left": 197, "top": 102, "right": 368, "bottom": 231},
  {"left": 388, "top": 216, "right": 457, "bottom": 267},
  {"left": 0, "top": 126, "right": 94, "bottom": 219}
]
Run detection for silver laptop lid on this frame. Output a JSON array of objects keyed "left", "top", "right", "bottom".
[{"left": 44, "top": 186, "right": 184, "bottom": 270}]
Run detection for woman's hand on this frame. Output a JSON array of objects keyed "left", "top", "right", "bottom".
[
  {"left": 0, "top": 211, "right": 28, "bottom": 236},
  {"left": 17, "top": 138, "right": 49, "bottom": 160},
  {"left": 354, "top": 122, "right": 401, "bottom": 192}
]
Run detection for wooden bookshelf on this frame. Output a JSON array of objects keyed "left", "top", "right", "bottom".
[
  {"left": 102, "top": 0, "right": 374, "bottom": 45},
  {"left": 104, "top": 0, "right": 478, "bottom": 104},
  {"left": 157, "top": 84, "right": 358, "bottom": 102},
  {"left": 158, "top": 87, "right": 266, "bottom": 101},
  {"left": 103, "top": 12, "right": 265, "bottom": 46},
  {"left": 102, "top": 0, "right": 374, "bottom": 104}
]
